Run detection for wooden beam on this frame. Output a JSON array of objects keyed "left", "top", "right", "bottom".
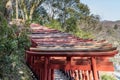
[{"left": 91, "top": 57, "right": 99, "bottom": 80}]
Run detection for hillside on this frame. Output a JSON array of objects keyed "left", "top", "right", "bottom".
[
  {"left": 94, "top": 20, "right": 120, "bottom": 48},
  {"left": 80, "top": 20, "right": 120, "bottom": 62},
  {"left": 101, "top": 20, "right": 120, "bottom": 27},
  {"left": 92, "top": 20, "right": 120, "bottom": 79}
]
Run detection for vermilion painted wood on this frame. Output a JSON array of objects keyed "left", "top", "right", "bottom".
[
  {"left": 25, "top": 50, "right": 117, "bottom": 80},
  {"left": 27, "top": 50, "right": 118, "bottom": 80},
  {"left": 26, "top": 50, "right": 118, "bottom": 57},
  {"left": 91, "top": 57, "right": 98, "bottom": 80},
  {"left": 26, "top": 24, "right": 119, "bottom": 80}
]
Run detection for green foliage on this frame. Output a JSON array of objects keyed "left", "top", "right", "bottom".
[
  {"left": 43, "top": 0, "right": 96, "bottom": 26},
  {"left": 63, "top": 17, "right": 93, "bottom": 38},
  {"left": 0, "top": 12, "right": 32, "bottom": 79},
  {"left": 101, "top": 74, "right": 117, "bottom": 80},
  {"left": 65, "top": 17, "right": 77, "bottom": 32},
  {"left": 77, "top": 3, "right": 90, "bottom": 16},
  {"left": 32, "top": 6, "right": 48, "bottom": 25},
  {"left": 45, "top": 20, "right": 63, "bottom": 31},
  {"left": 74, "top": 29, "right": 94, "bottom": 39},
  {"left": 40, "top": 0, "right": 97, "bottom": 39},
  {"left": 0, "top": 0, "right": 6, "bottom": 12},
  {"left": 44, "top": 18, "right": 93, "bottom": 39}
]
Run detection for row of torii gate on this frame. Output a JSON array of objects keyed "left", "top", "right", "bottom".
[{"left": 25, "top": 23, "right": 118, "bottom": 80}]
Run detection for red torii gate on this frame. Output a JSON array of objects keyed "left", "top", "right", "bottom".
[{"left": 26, "top": 23, "right": 118, "bottom": 80}]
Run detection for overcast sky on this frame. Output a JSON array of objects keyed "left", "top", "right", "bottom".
[{"left": 81, "top": 0, "right": 120, "bottom": 21}]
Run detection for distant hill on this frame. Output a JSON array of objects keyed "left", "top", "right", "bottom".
[
  {"left": 92, "top": 20, "right": 120, "bottom": 57},
  {"left": 93, "top": 20, "right": 120, "bottom": 44},
  {"left": 80, "top": 20, "right": 120, "bottom": 58},
  {"left": 101, "top": 20, "right": 120, "bottom": 27}
]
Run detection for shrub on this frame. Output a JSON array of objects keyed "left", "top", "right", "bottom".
[
  {"left": 44, "top": 19, "right": 93, "bottom": 39},
  {"left": 45, "top": 20, "right": 63, "bottom": 31},
  {"left": 0, "top": 12, "right": 32, "bottom": 79},
  {"left": 101, "top": 74, "right": 117, "bottom": 80}
]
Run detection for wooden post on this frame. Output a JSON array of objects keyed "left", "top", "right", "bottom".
[
  {"left": 44, "top": 57, "right": 49, "bottom": 80},
  {"left": 51, "top": 69, "right": 54, "bottom": 80},
  {"left": 66, "top": 56, "right": 71, "bottom": 70},
  {"left": 91, "top": 57, "right": 99, "bottom": 80},
  {"left": 48, "top": 69, "right": 52, "bottom": 80}
]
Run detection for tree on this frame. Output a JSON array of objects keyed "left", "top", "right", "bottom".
[
  {"left": 7, "top": 0, "right": 44, "bottom": 21},
  {"left": 65, "top": 17, "right": 77, "bottom": 32},
  {"left": 16, "top": 0, "right": 18, "bottom": 19},
  {"left": 42, "top": 0, "right": 93, "bottom": 30},
  {"left": 33, "top": 6, "right": 48, "bottom": 24},
  {"left": 42, "top": 0, "right": 99, "bottom": 38},
  {"left": 0, "top": 0, "right": 12, "bottom": 21},
  {"left": 18, "top": 0, "right": 44, "bottom": 21}
]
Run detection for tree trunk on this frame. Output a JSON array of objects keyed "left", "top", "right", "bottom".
[
  {"left": 21, "top": 10, "right": 25, "bottom": 21},
  {"left": 29, "top": 5, "right": 35, "bottom": 20},
  {"left": 5, "top": 0, "right": 13, "bottom": 21},
  {"left": 24, "top": 7, "right": 28, "bottom": 20},
  {"left": 16, "top": 0, "right": 18, "bottom": 19},
  {"left": 19, "top": 0, "right": 43, "bottom": 21}
]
